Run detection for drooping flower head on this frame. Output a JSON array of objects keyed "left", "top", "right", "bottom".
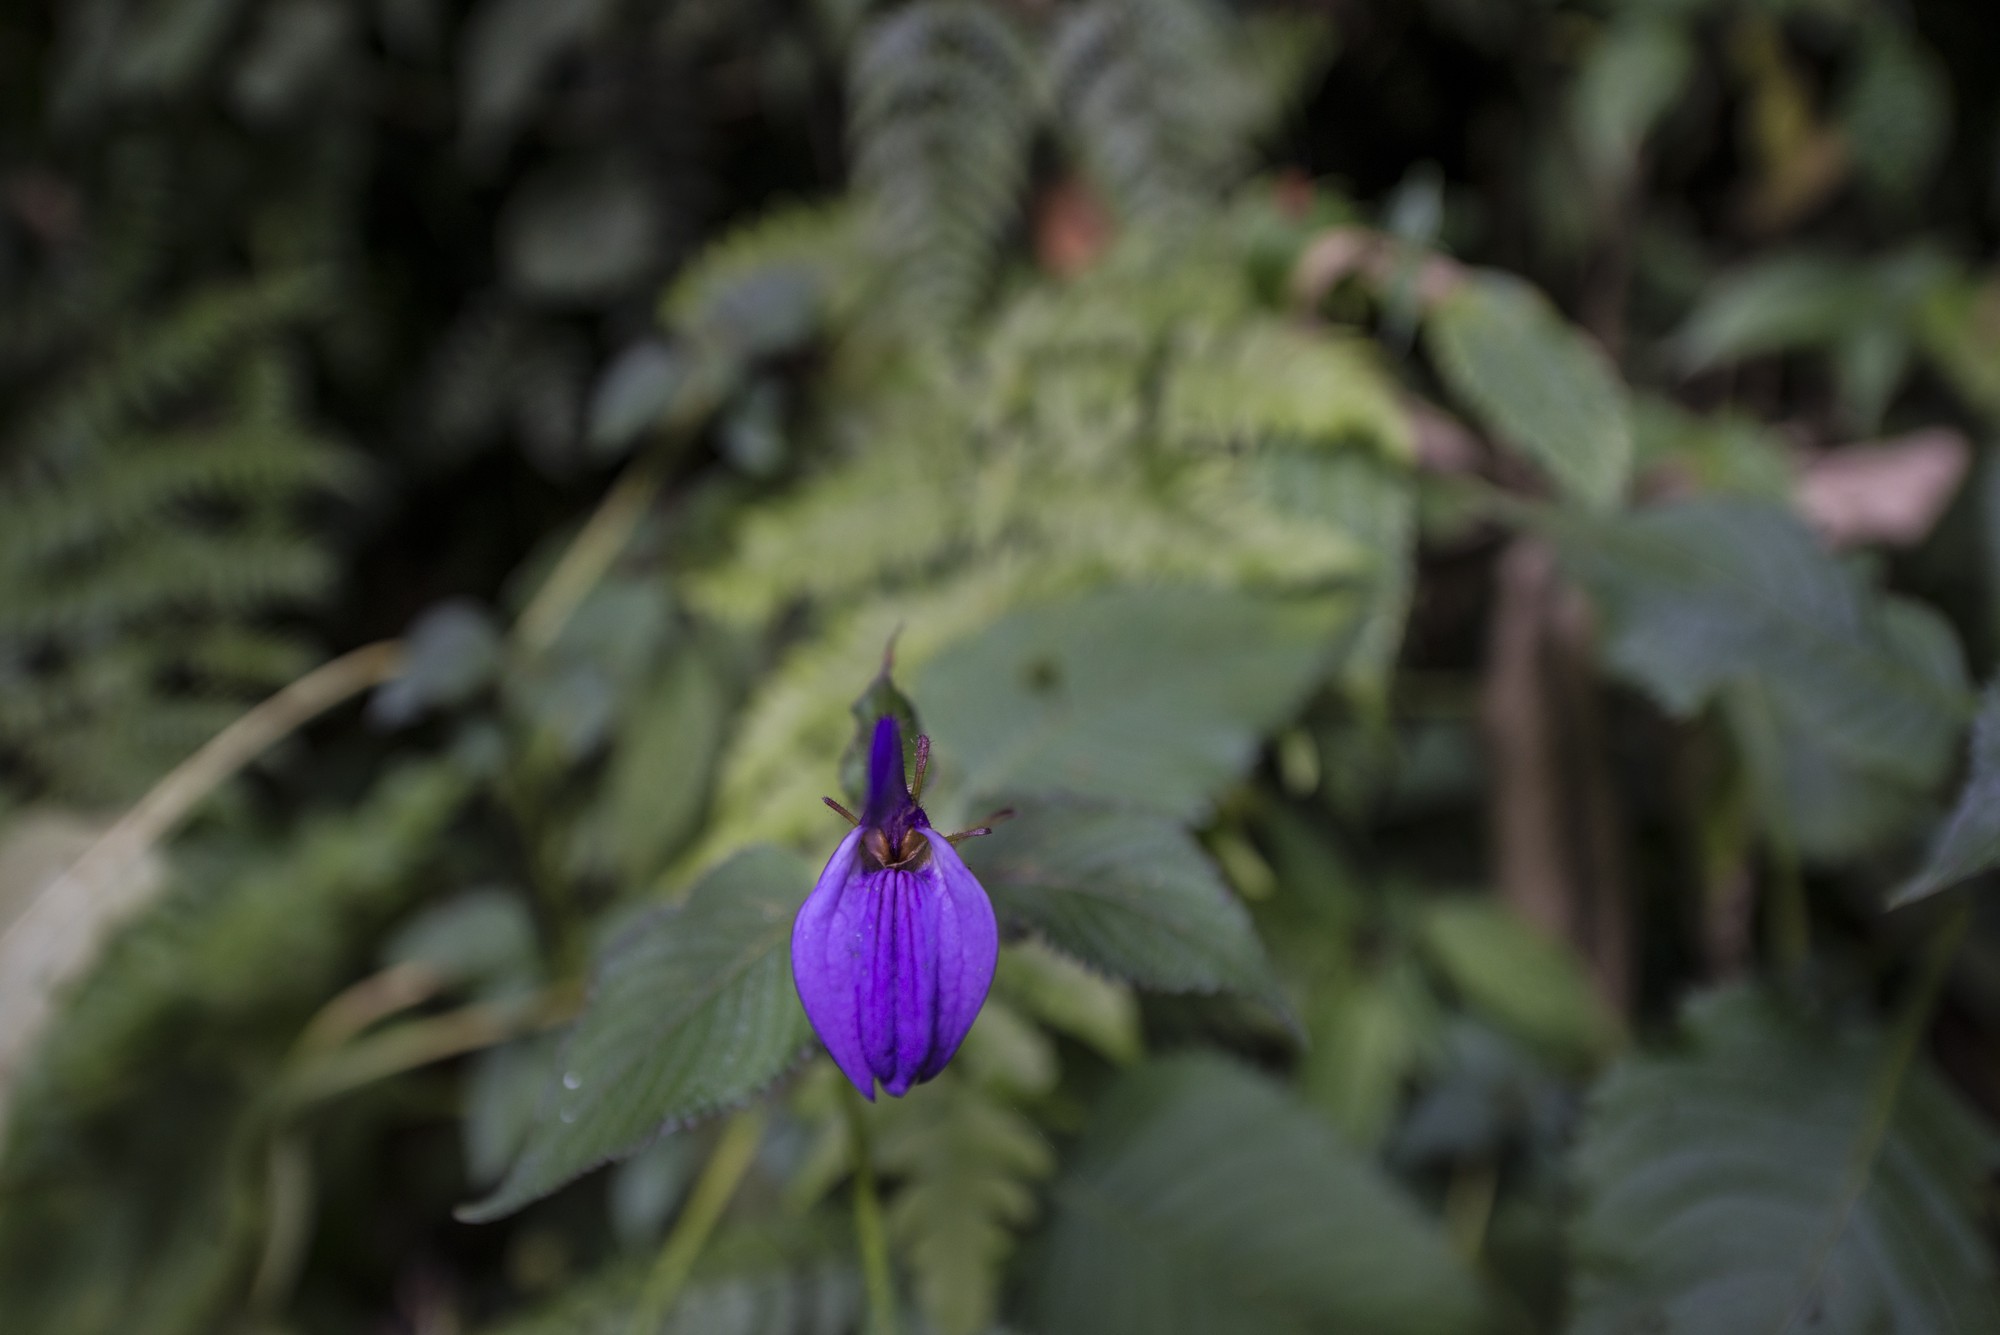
[{"left": 791, "top": 715, "right": 999, "bottom": 1099}]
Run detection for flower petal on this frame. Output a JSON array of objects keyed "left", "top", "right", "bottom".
[
  {"left": 791, "top": 827, "right": 877, "bottom": 1099},
  {"left": 865, "top": 868, "right": 941, "bottom": 1097},
  {"left": 911, "top": 830, "right": 999, "bottom": 1084}
]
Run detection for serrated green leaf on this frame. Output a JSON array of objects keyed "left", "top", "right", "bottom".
[
  {"left": 963, "top": 800, "right": 1288, "bottom": 1021},
  {"left": 462, "top": 1034, "right": 562, "bottom": 1187},
  {"left": 914, "top": 586, "right": 1351, "bottom": 822},
  {"left": 1426, "top": 271, "right": 1632, "bottom": 511},
  {"left": 1568, "top": 985, "right": 2000, "bottom": 1335},
  {"left": 1553, "top": 498, "right": 1971, "bottom": 787},
  {"left": 1416, "top": 899, "right": 1620, "bottom": 1065},
  {"left": 1034, "top": 1053, "right": 1492, "bottom": 1335},
  {"left": 460, "top": 846, "right": 815, "bottom": 1221},
  {"left": 1891, "top": 684, "right": 2000, "bottom": 906}
]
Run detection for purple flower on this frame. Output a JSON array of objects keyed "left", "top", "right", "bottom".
[{"left": 791, "top": 716, "right": 999, "bottom": 1099}]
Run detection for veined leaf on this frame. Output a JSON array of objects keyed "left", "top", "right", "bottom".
[
  {"left": 1571, "top": 18, "right": 1695, "bottom": 190},
  {"left": 1892, "top": 684, "right": 2000, "bottom": 906},
  {"left": 461, "top": 846, "right": 815, "bottom": 1221},
  {"left": 914, "top": 586, "right": 1352, "bottom": 823},
  {"left": 1553, "top": 498, "right": 1971, "bottom": 787},
  {"left": 1034, "top": 1053, "right": 1492, "bottom": 1335},
  {"left": 963, "top": 800, "right": 1288, "bottom": 1022},
  {"left": 1426, "top": 271, "right": 1632, "bottom": 511},
  {"left": 1568, "top": 985, "right": 2000, "bottom": 1335}
]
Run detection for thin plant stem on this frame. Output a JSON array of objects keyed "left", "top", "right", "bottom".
[
  {"left": 0, "top": 640, "right": 404, "bottom": 967},
  {"left": 1443, "top": 1158, "right": 1497, "bottom": 1264},
  {"left": 625, "top": 1107, "right": 768, "bottom": 1335},
  {"left": 1765, "top": 822, "right": 1810, "bottom": 975},
  {"left": 247, "top": 1134, "right": 314, "bottom": 1312},
  {"left": 516, "top": 455, "right": 665, "bottom": 654},
  {"left": 843, "top": 1083, "right": 900, "bottom": 1335},
  {"left": 1856, "top": 898, "right": 1971, "bottom": 1167},
  {"left": 1779, "top": 896, "right": 1970, "bottom": 1332},
  {"left": 279, "top": 985, "right": 578, "bottom": 1109}
]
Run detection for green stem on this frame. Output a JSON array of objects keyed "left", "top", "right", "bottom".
[
  {"left": 1859, "top": 898, "right": 1971, "bottom": 1164},
  {"left": 1766, "top": 822, "right": 1810, "bottom": 975},
  {"left": 1779, "top": 897, "right": 1970, "bottom": 1333},
  {"left": 516, "top": 455, "right": 665, "bottom": 654},
  {"left": 843, "top": 1084, "right": 900, "bottom": 1335},
  {"left": 625, "top": 1108, "right": 768, "bottom": 1335}
]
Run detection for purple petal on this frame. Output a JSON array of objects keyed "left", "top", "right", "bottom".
[
  {"left": 790, "top": 826, "right": 1000, "bottom": 1099},
  {"left": 911, "top": 830, "right": 999, "bottom": 1082},
  {"left": 862, "top": 715, "right": 907, "bottom": 828},
  {"left": 791, "top": 827, "right": 877, "bottom": 1098}
]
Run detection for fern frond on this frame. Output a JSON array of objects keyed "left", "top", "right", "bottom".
[
  {"left": 688, "top": 215, "right": 1418, "bottom": 863},
  {"left": 0, "top": 276, "right": 353, "bottom": 802},
  {"left": 850, "top": 1, "right": 1041, "bottom": 328},
  {"left": 0, "top": 426, "right": 357, "bottom": 573},
  {"left": 878, "top": 1056, "right": 1056, "bottom": 1334},
  {"left": 0, "top": 524, "right": 334, "bottom": 642},
  {"left": 1050, "top": 0, "right": 1275, "bottom": 222},
  {"left": 13, "top": 270, "right": 326, "bottom": 471}
]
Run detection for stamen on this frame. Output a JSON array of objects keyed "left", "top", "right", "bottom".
[
  {"left": 823, "top": 796, "right": 860, "bottom": 826},
  {"left": 909, "top": 733, "right": 932, "bottom": 804},
  {"left": 943, "top": 809, "right": 1012, "bottom": 845}
]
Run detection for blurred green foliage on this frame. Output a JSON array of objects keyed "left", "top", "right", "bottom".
[{"left": 5, "top": 0, "right": 2000, "bottom": 1333}]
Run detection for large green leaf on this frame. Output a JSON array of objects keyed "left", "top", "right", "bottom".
[
  {"left": 962, "top": 800, "right": 1287, "bottom": 1019},
  {"left": 1416, "top": 899, "right": 1620, "bottom": 1065},
  {"left": 1033, "top": 1053, "right": 1492, "bottom": 1335},
  {"left": 461, "top": 847, "right": 814, "bottom": 1221},
  {"left": 1426, "top": 271, "right": 1632, "bottom": 511},
  {"left": 1553, "top": 498, "right": 1970, "bottom": 787},
  {"left": 1569, "top": 985, "right": 2000, "bottom": 1335},
  {"left": 913, "top": 586, "right": 1350, "bottom": 822},
  {"left": 1892, "top": 684, "right": 2000, "bottom": 907},
  {"left": 1571, "top": 18, "right": 1694, "bottom": 189}
]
